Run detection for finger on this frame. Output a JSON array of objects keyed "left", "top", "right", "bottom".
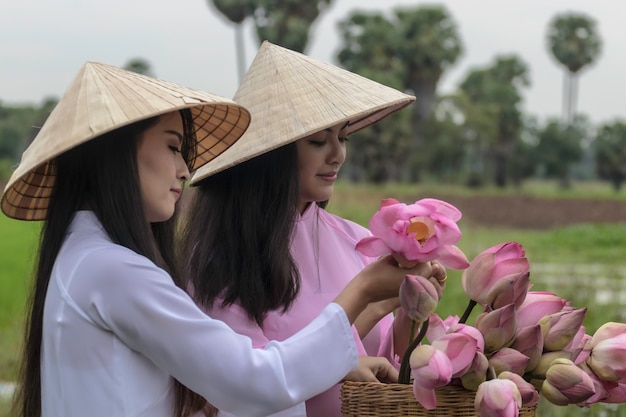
[
  {"left": 391, "top": 253, "right": 419, "bottom": 269},
  {"left": 375, "top": 362, "right": 399, "bottom": 383}
]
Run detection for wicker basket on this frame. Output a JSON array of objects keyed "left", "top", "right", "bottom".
[{"left": 341, "top": 381, "right": 537, "bottom": 417}]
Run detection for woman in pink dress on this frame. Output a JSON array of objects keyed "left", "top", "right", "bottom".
[{"left": 181, "top": 42, "right": 447, "bottom": 417}]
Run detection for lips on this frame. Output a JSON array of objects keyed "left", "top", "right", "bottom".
[
  {"left": 318, "top": 171, "right": 338, "bottom": 181},
  {"left": 171, "top": 188, "right": 182, "bottom": 199}
]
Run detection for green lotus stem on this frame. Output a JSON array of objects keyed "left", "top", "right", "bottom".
[
  {"left": 408, "top": 319, "right": 417, "bottom": 342},
  {"left": 459, "top": 299, "right": 477, "bottom": 324},
  {"left": 398, "top": 319, "right": 429, "bottom": 384}
]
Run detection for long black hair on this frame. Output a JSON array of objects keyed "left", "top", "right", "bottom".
[
  {"left": 13, "top": 109, "right": 208, "bottom": 417},
  {"left": 180, "top": 143, "right": 301, "bottom": 327}
]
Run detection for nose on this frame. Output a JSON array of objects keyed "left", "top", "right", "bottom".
[
  {"left": 328, "top": 136, "right": 346, "bottom": 166},
  {"left": 177, "top": 156, "right": 190, "bottom": 182}
]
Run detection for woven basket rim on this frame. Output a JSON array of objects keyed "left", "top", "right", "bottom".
[{"left": 341, "top": 381, "right": 537, "bottom": 417}]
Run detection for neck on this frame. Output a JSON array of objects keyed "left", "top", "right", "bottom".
[{"left": 298, "top": 201, "right": 312, "bottom": 215}]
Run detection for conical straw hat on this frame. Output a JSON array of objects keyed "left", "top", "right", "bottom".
[
  {"left": 191, "top": 41, "right": 415, "bottom": 184},
  {"left": 1, "top": 61, "right": 250, "bottom": 220}
]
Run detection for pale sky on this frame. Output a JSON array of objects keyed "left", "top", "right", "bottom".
[{"left": 1, "top": 0, "right": 624, "bottom": 125}]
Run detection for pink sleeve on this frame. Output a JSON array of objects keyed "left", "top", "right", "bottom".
[
  {"left": 203, "top": 302, "right": 270, "bottom": 348},
  {"left": 377, "top": 315, "right": 402, "bottom": 369}
]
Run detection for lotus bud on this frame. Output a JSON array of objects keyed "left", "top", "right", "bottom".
[
  {"left": 530, "top": 350, "right": 573, "bottom": 380},
  {"left": 475, "top": 304, "right": 517, "bottom": 354},
  {"left": 488, "top": 347, "right": 530, "bottom": 376},
  {"left": 510, "top": 324, "right": 544, "bottom": 373},
  {"left": 541, "top": 358, "right": 596, "bottom": 406},
  {"left": 588, "top": 322, "right": 626, "bottom": 348},
  {"left": 475, "top": 379, "right": 521, "bottom": 417},
  {"left": 461, "top": 242, "right": 529, "bottom": 307},
  {"left": 539, "top": 308, "right": 587, "bottom": 352},
  {"left": 490, "top": 271, "right": 530, "bottom": 310},
  {"left": 603, "top": 382, "right": 626, "bottom": 404},
  {"left": 498, "top": 371, "right": 540, "bottom": 407},
  {"left": 410, "top": 344, "right": 453, "bottom": 410},
  {"left": 586, "top": 331, "right": 626, "bottom": 382},
  {"left": 399, "top": 275, "right": 439, "bottom": 323},
  {"left": 516, "top": 291, "right": 567, "bottom": 328},
  {"left": 563, "top": 326, "right": 591, "bottom": 365},
  {"left": 461, "top": 352, "right": 489, "bottom": 391}
]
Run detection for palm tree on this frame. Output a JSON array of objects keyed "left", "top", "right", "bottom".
[
  {"left": 337, "top": 5, "right": 462, "bottom": 180},
  {"left": 394, "top": 5, "right": 463, "bottom": 129},
  {"left": 547, "top": 12, "right": 602, "bottom": 125},
  {"left": 252, "top": 0, "right": 332, "bottom": 53},
  {"left": 208, "top": 0, "right": 256, "bottom": 81}
]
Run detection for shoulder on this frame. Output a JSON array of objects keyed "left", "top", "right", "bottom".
[
  {"left": 60, "top": 225, "right": 170, "bottom": 293},
  {"left": 318, "top": 207, "right": 372, "bottom": 241}
]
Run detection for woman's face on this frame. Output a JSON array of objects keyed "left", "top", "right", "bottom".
[
  {"left": 136, "top": 112, "right": 190, "bottom": 223},
  {"left": 295, "top": 121, "right": 348, "bottom": 213}
]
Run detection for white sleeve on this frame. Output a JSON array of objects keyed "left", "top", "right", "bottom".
[{"left": 76, "top": 249, "right": 358, "bottom": 417}]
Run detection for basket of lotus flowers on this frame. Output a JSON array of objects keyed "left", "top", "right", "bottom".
[{"left": 341, "top": 198, "right": 626, "bottom": 417}]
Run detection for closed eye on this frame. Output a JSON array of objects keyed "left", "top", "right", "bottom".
[{"left": 169, "top": 145, "right": 182, "bottom": 154}]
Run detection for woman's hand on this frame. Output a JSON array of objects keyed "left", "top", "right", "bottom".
[
  {"left": 342, "top": 356, "right": 399, "bottom": 384},
  {"left": 333, "top": 256, "right": 448, "bottom": 324}
]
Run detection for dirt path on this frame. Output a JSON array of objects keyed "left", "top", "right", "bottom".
[{"left": 409, "top": 194, "right": 626, "bottom": 230}]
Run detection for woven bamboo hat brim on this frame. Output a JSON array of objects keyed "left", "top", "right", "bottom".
[
  {"left": 1, "top": 61, "right": 251, "bottom": 221},
  {"left": 191, "top": 41, "right": 415, "bottom": 184}
]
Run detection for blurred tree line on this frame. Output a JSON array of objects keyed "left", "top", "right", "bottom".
[{"left": 2, "top": 2, "right": 626, "bottom": 191}]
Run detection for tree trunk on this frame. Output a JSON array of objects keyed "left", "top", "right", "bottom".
[
  {"left": 408, "top": 77, "right": 438, "bottom": 181},
  {"left": 494, "top": 150, "right": 508, "bottom": 188},
  {"left": 562, "top": 70, "right": 570, "bottom": 125},
  {"left": 235, "top": 24, "right": 246, "bottom": 82}
]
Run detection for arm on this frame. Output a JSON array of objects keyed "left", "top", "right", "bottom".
[
  {"left": 84, "top": 251, "right": 356, "bottom": 417},
  {"left": 84, "top": 251, "right": 416, "bottom": 417},
  {"left": 353, "top": 297, "right": 400, "bottom": 340}
]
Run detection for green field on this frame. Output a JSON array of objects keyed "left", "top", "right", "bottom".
[{"left": 1, "top": 181, "right": 626, "bottom": 416}]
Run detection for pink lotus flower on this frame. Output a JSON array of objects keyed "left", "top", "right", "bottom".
[
  {"left": 461, "top": 242, "right": 529, "bottom": 308},
  {"left": 410, "top": 344, "right": 453, "bottom": 410},
  {"left": 426, "top": 314, "right": 460, "bottom": 342},
  {"left": 400, "top": 275, "right": 439, "bottom": 323},
  {"left": 475, "top": 378, "right": 521, "bottom": 417},
  {"left": 356, "top": 198, "right": 469, "bottom": 269},
  {"left": 541, "top": 358, "right": 596, "bottom": 406},
  {"left": 432, "top": 332, "right": 480, "bottom": 378}
]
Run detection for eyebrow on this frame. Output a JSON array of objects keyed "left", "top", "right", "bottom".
[{"left": 165, "top": 129, "right": 184, "bottom": 142}]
